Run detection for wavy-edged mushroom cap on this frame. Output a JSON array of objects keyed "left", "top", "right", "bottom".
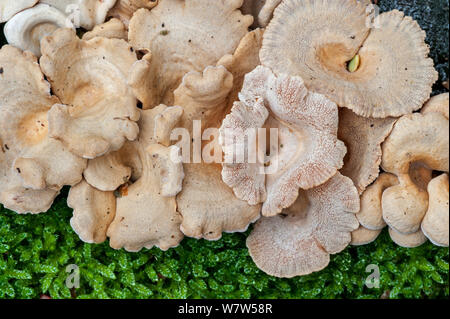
[
  {"left": 260, "top": 0, "right": 438, "bottom": 118},
  {"left": 82, "top": 18, "right": 128, "bottom": 41},
  {"left": 357, "top": 173, "right": 398, "bottom": 230},
  {"left": 40, "top": 28, "right": 140, "bottom": 159},
  {"left": 83, "top": 105, "right": 184, "bottom": 251},
  {"left": 173, "top": 65, "right": 261, "bottom": 240},
  {"left": 421, "top": 174, "right": 449, "bottom": 247},
  {"left": 338, "top": 108, "right": 396, "bottom": 194},
  {"left": 0, "top": 45, "right": 86, "bottom": 213},
  {"left": 128, "top": 0, "right": 252, "bottom": 108},
  {"left": 241, "top": 0, "right": 281, "bottom": 28},
  {"left": 381, "top": 112, "right": 449, "bottom": 234},
  {"left": 247, "top": 173, "right": 359, "bottom": 278},
  {"left": 388, "top": 227, "right": 427, "bottom": 248},
  {"left": 4, "top": 4, "right": 73, "bottom": 57},
  {"left": 220, "top": 65, "right": 346, "bottom": 216},
  {"left": 350, "top": 226, "right": 382, "bottom": 246},
  {"left": 108, "top": 0, "right": 158, "bottom": 27},
  {"left": 0, "top": 0, "right": 37, "bottom": 22},
  {"left": 68, "top": 180, "right": 116, "bottom": 243},
  {"left": 421, "top": 93, "right": 449, "bottom": 120},
  {"left": 40, "top": 0, "right": 117, "bottom": 30}
]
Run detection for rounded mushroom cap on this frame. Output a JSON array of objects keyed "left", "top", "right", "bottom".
[
  {"left": 247, "top": 173, "right": 359, "bottom": 278},
  {"left": 357, "top": 173, "right": 398, "bottom": 230},
  {"left": 40, "top": 0, "right": 117, "bottom": 30},
  {"left": 261, "top": 0, "right": 438, "bottom": 118},
  {"left": 68, "top": 180, "right": 116, "bottom": 244},
  {"left": 40, "top": 28, "right": 141, "bottom": 159},
  {"left": 421, "top": 173, "right": 449, "bottom": 247},
  {"left": 128, "top": 0, "right": 252, "bottom": 107},
  {"left": 421, "top": 93, "right": 449, "bottom": 120},
  {"left": 220, "top": 65, "right": 347, "bottom": 216},
  {"left": 350, "top": 226, "right": 382, "bottom": 246},
  {"left": 338, "top": 108, "right": 397, "bottom": 194},
  {"left": 388, "top": 227, "right": 427, "bottom": 248},
  {"left": 0, "top": 0, "right": 38, "bottom": 22},
  {"left": 4, "top": 4, "right": 73, "bottom": 57},
  {"left": 0, "top": 45, "right": 86, "bottom": 213}
]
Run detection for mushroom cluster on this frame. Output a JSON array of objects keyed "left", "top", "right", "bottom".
[{"left": 1, "top": 0, "right": 448, "bottom": 278}]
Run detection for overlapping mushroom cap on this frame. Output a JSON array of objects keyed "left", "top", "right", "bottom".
[
  {"left": 260, "top": 0, "right": 438, "bottom": 118},
  {"left": 0, "top": 45, "right": 86, "bottom": 213},
  {"left": 0, "top": 0, "right": 38, "bottom": 22},
  {"left": 4, "top": 4, "right": 74, "bottom": 57},
  {"left": 241, "top": 0, "right": 281, "bottom": 28},
  {"left": 108, "top": 0, "right": 158, "bottom": 27},
  {"left": 381, "top": 112, "right": 449, "bottom": 235},
  {"left": 69, "top": 105, "right": 185, "bottom": 251},
  {"left": 247, "top": 173, "right": 360, "bottom": 278},
  {"left": 40, "top": 28, "right": 141, "bottom": 159},
  {"left": 174, "top": 65, "right": 261, "bottom": 240},
  {"left": 338, "top": 108, "right": 396, "bottom": 194},
  {"left": 220, "top": 66, "right": 346, "bottom": 216},
  {"left": 128, "top": 0, "right": 253, "bottom": 108}
]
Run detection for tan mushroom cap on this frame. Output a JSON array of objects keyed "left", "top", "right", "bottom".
[
  {"left": 357, "top": 173, "right": 398, "bottom": 230},
  {"left": 0, "top": 0, "right": 38, "bottom": 22},
  {"left": 421, "top": 174, "right": 449, "bottom": 247},
  {"left": 40, "top": 28, "right": 141, "bottom": 159},
  {"left": 388, "top": 227, "right": 427, "bottom": 248},
  {"left": 83, "top": 105, "right": 185, "bottom": 251},
  {"left": 82, "top": 18, "right": 128, "bottom": 41},
  {"left": 421, "top": 93, "right": 449, "bottom": 119},
  {"left": 220, "top": 66, "right": 347, "bottom": 216},
  {"left": 350, "top": 226, "right": 382, "bottom": 246},
  {"left": 260, "top": 0, "right": 438, "bottom": 118},
  {"left": 173, "top": 65, "right": 261, "bottom": 240},
  {"left": 4, "top": 4, "right": 74, "bottom": 57},
  {"left": 381, "top": 112, "right": 449, "bottom": 234},
  {"left": 108, "top": 0, "right": 159, "bottom": 27},
  {"left": 241, "top": 0, "right": 281, "bottom": 28},
  {"left": 128, "top": 0, "right": 252, "bottom": 108},
  {"left": 68, "top": 180, "right": 116, "bottom": 244},
  {"left": 0, "top": 45, "right": 86, "bottom": 213},
  {"left": 339, "top": 108, "right": 397, "bottom": 194},
  {"left": 247, "top": 173, "right": 359, "bottom": 278},
  {"left": 40, "top": 0, "right": 117, "bottom": 30}
]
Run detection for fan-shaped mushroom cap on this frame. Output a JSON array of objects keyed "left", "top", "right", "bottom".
[
  {"left": 82, "top": 105, "right": 185, "bottom": 251},
  {"left": 388, "top": 227, "right": 427, "bottom": 248},
  {"left": 40, "top": 28, "right": 140, "bottom": 159},
  {"left": 241, "top": 0, "right": 281, "bottom": 28},
  {"left": 68, "top": 180, "right": 116, "bottom": 243},
  {"left": 82, "top": 18, "right": 127, "bottom": 41},
  {"left": 338, "top": 108, "right": 396, "bottom": 194},
  {"left": 217, "top": 28, "right": 264, "bottom": 112},
  {"left": 260, "top": 0, "right": 438, "bottom": 118},
  {"left": 357, "top": 173, "right": 398, "bottom": 230},
  {"left": 40, "top": 0, "right": 117, "bottom": 30},
  {"left": 421, "top": 93, "right": 449, "bottom": 119},
  {"left": 381, "top": 112, "right": 449, "bottom": 234},
  {"left": 173, "top": 65, "right": 261, "bottom": 240},
  {"left": 247, "top": 173, "right": 359, "bottom": 278},
  {"left": 0, "top": 0, "right": 37, "bottom": 22},
  {"left": 128, "top": 0, "right": 252, "bottom": 108},
  {"left": 0, "top": 45, "right": 86, "bottom": 213},
  {"left": 421, "top": 174, "right": 449, "bottom": 247},
  {"left": 108, "top": 0, "right": 158, "bottom": 27},
  {"left": 220, "top": 66, "right": 346, "bottom": 216},
  {"left": 4, "top": 4, "right": 74, "bottom": 57},
  {"left": 350, "top": 226, "right": 382, "bottom": 246}
]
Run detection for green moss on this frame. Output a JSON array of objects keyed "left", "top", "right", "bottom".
[{"left": 0, "top": 191, "right": 448, "bottom": 299}]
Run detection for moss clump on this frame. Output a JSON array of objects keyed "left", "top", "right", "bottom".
[{"left": 0, "top": 191, "right": 448, "bottom": 299}]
